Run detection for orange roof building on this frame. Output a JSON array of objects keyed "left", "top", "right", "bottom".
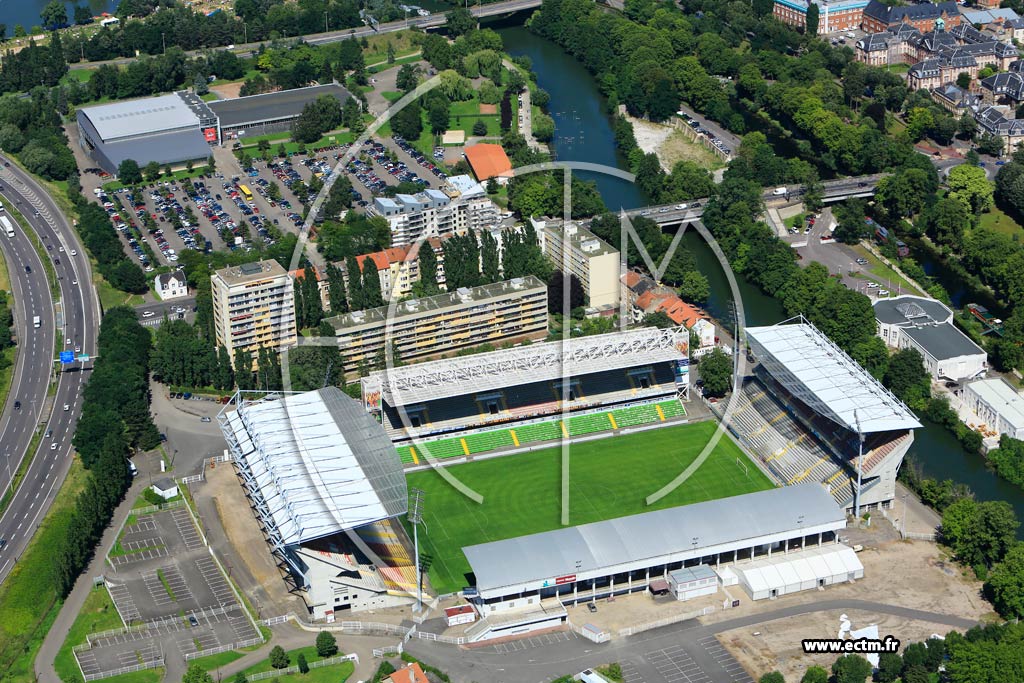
[
  {"left": 387, "top": 663, "right": 429, "bottom": 683},
  {"left": 464, "top": 143, "right": 512, "bottom": 182}
]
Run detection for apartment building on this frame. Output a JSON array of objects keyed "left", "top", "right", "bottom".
[
  {"left": 371, "top": 188, "right": 501, "bottom": 247},
  {"left": 773, "top": 0, "right": 869, "bottom": 34},
  {"left": 211, "top": 260, "right": 297, "bottom": 367},
  {"left": 533, "top": 218, "right": 621, "bottom": 310},
  {"left": 328, "top": 276, "right": 548, "bottom": 376},
  {"left": 861, "top": 0, "right": 961, "bottom": 34},
  {"left": 340, "top": 239, "right": 448, "bottom": 302}
]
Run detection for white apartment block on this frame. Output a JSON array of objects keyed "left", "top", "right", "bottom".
[
  {"left": 211, "top": 260, "right": 297, "bottom": 367},
  {"left": 371, "top": 188, "right": 501, "bottom": 247},
  {"left": 533, "top": 218, "right": 621, "bottom": 310}
]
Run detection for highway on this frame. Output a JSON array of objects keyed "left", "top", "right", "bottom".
[
  {"left": 0, "top": 157, "right": 99, "bottom": 583},
  {"left": 68, "top": 0, "right": 543, "bottom": 71}
]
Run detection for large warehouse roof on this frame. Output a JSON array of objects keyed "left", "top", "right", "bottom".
[
  {"left": 80, "top": 93, "right": 201, "bottom": 142},
  {"left": 363, "top": 326, "right": 689, "bottom": 406},
  {"left": 99, "top": 129, "right": 212, "bottom": 168},
  {"left": 220, "top": 387, "right": 407, "bottom": 546},
  {"left": 902, "top": 324, "right": 986, "bottom": 361},
  {"left": 464, "top": 483, "right": 843, "bottom": 595},
  {"left": 209, "top": 84, "right": 351, "bottom": 128},
  {"left": 747, "top": 322, "right": 920, "bottom": 434}
]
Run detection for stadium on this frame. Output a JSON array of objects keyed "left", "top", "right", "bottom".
[
  {"left": 219, "top": 319, "right": 907, "bottom": 639},
  {"left": 76, "top": 84, "right": 352, "bottom": 174}
]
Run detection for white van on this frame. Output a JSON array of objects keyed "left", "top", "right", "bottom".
[{"left": 772, "top": 187, "right": 787, "bottom": 196}]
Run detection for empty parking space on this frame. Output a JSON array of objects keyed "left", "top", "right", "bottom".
[
  {"left": 195, "top": 556, "right": 234, "bottom": 605},
  {"left": 174, "top": 628, "right": 221, "bottom": 657},
  {"left": 696, "top": 636, "right": 754, "bottom": 683},
  {"left": 489, "top": 631, "right": 577, "bottom": 653},
  {"left": 122, "top": 536, "right": 163, "bottom": 551},
  {"left": 109, "top": 546, "right": 169, "bottom": 567},
  {"left": 107, "top": 581, "right": 141, "bottom": 623},
  {"left": 172, "top": 508, "right": 204, "bottom": 550},
  {"left": 645, "top": 645, "right": 711, "bottom": 683},
  {"left": 620, "top": 660, "right": 646, "bottom": 683}
]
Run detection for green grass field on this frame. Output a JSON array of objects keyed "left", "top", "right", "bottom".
[{"left": 407, "top": 421, "right": 773, "bottom": 593}]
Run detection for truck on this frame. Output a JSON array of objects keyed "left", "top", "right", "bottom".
[
  {"left": 1, "top": 215, "right": 13, "bottom": 238},
  {"left": 32, "top": 316, "right": 40, "bottom": 328}
]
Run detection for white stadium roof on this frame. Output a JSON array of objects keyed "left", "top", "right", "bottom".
[
  {"left": 220, "top": 388, "right": 407, "bottom": 546},
  {"left": 363, "top": 327, "right": 690, "bottom": 406},
  {"left": 747, "top": 322, "right": 921, "bottom": 434}
]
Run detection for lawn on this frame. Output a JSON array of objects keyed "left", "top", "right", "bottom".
[
  {"left": 979, "top": 205, "right": 1023, "bottom": 237},
  {"left": 368, "top": 53, "right": 422, "bottom": 74},
  {"left": 407, "top": 421, "right": 774, "bottom": 593},
  {"left": 188, "top": 649, "right": 244, "bottom": 673},
  {"left": 240, "top": 645, "right": 355, "bottom": 683},
  {"left": 95, "top": 275, "right": 144, "bottom": 310},
  {"left": 850, "top": 245, "right": 926, "bottom": 297},
  {"left": 0, "top": 460, "right": 89, "bottom": 681},
  {"left": 55, "top": 587, "right": 123, "bottom": 683}
]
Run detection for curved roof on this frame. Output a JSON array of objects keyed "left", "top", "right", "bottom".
[
  {"left": 873, "top": 295, "right": 951, "bottom": 325},
  {"left": 747, "top": 322, "right": 921, "bottom": 434},
  {"left": 220, "top": 387, "right": 407, "bottom": 545}
]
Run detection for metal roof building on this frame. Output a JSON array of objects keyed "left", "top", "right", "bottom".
[
  {"left": 219, "top": 387, "right": 407, "bottom": 584},
  {"left": 209, "top": 83, "right": 352, "bottom": 144},
  {"left": 873, "top": 295, "right": 987, "bottom": 382},
  {"left": 463, "top": 483, "right": 845, "bottom": 600},
  {"left": 747, "top": 321, "right": 921, "bottom": 434}
]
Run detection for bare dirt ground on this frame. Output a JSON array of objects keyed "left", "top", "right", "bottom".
[
  {"left": 711, "top": 539, "right": 994, "bottom": 680},
  {"left": 210, "top": 81, "right": 243, "bottom": 99},
  {"left": 625, "top": 114, "right": 723, "bottom": 173}
]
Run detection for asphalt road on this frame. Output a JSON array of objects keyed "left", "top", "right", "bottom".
[
  {"left": 135, "top": 296, "right": 197, "bottom": 329},
  {"left": 0, "top": 156, "right": 99, "bottom": 583}
]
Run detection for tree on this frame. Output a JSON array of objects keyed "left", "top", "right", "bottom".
[
  {"left": 297, "top": 653, "right": 309, "bottom": 674},
  {"left": 959, "top": 112, "right": 979, "bottom": 141},
  {"left": 547, "top": 270, "right": 586, "bottom": 314},
  {"left": 41, "top": 0, "right": 68, "bottom": 28},
  {"left": 396, "top": 63, "right": 421, "bottom": 93},
  {"left": 642, "top": 311, "right": 675, "bottom": 328},
  {"left": 978, "top": 133, "right": 1005, "bottom": 157},
  {"left": 947, "top": 163, "right": 994, "bottom": 214},
  {"left": 480, "top": 229, "right": 501, "bottom": 284},
  {"left": 326, "top": 263, "right": 348, "bottom": 314},
  {"left": 445, "top": 7, "right": 475, "bottom": 37},
  {"left": 699, "top": 348, "right": 732, "bottom": 398},
  {"left": 805, "top": 2, "right": 819, "bottom": 36},
  {"left": 882, "top": 348, "right": 930, "bottom": 406},
  {"left": 800, "top": 668, "right": 828, "bottom": 683},
  {"left": 361, "top": 259, "right": 384, "bottom": 308},
  {"left": 391, "top": 100, "right": 423, "bottom": 140},
  {"left": 679, "top": 271, "right": 710, "bottom": 304},
  {"left": 144, "top": 161, "right": 161, "bottom": 182},
  {"left": 758, "top": 674, "right": 784, "bottom": 683},
  {"left": 345, "top": 255, "right": 364, "bottom": 310},
  {"left": 942, "top": 498, "right": 1020, "bottom": 568},
  {"left": 986, "top": 542, "right": 1024, "bottom": 618},
  {"left": 876, "top": 652, "right": 903, "bottom": 683},
  {"left": 117, "top": 159, "right": 142, "bottom": 185},
  {"left": 957, "top": 72, "right": 972, "bottom": 90},
  {"left": 233, "top": 673, "right": 248, "bottom": 683},
  {"left": 831, "top": 654, "right": 872, "bottom": 683},
  {"left": 183, "top": 664, "right": 214, "bottom": 683},
  {"left": 74, "top": 5, "right": 93, "bottom": 25},
  {"left": 269, "top": 645, "right": 289, "bottom": 669},
  {"left": 472, "top": 120, "right": 488, "bottom": 137},
  {"left": 901, "top": 666, "right": 930, "bottom": 683},
  {"left": 316, "top": 630, "right": 339, "bottom": 657}
]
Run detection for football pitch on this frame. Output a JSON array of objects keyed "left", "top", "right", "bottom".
[{"left": 405, "top": 421, "right": 774, "bottom": 594}]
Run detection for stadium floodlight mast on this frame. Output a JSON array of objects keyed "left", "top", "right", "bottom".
[
  {"left": 853, "top": 410, "right": 865, "bottom": 519},
  {"left": 408, "top": 488, "right": 425, "bottom": 612}
]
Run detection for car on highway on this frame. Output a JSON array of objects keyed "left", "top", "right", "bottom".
[
  {"left": 24, "top": 265, "right": 30, "bottom": 273},
  {"left": 676, "top": 204, "right": 688, "bottom": 210},
  {"left": 142, "top": 311, "right": 155, "bottom": 318},
  {"left": 70, "top": 249, "right": 77, "bottom": 256},
  {"left": 0, "top": 538, "right": 6, "bottom": 550},
  {"left": 13, "top": 400, "right": 20, "bottom": 410},
  {"left": 201, "top": 416, "right": 212, "bottom": 423},
  {"left": 49, "top": 442, "right": 58, "bottom": 450},
  {"left": 63, "top": 404, "right": 70, "bottom": 411}
]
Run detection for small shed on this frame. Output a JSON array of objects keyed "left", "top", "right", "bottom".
[
  {"left": 648, "top": 579, "right": 670, "bottom": 596},
  {"left": 667, "top": 565, "right": 718, "bottom": 601},
  {"left": 151, "top": 478, "right": 179, "bottom": 500},
  {"left": 444, "top": 604, "right": 476, "bottom": 627}
]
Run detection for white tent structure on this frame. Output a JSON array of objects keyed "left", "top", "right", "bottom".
[{"left": 734, "top": 545, "right": 863, "bottom": 600}]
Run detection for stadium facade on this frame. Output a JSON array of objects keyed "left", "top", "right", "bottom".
[
  {"left": 725, "top": 319, "right": 922, "bottom": 514},
  {"left": 76, "top": 84, "right": 352, "bottom": 174},
  {"left": 218, "top": 387, "right": 415, "bottom": 620}
]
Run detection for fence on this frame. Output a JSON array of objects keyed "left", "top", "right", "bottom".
[
  {"left": 184, "top": 636, "right": 265, "bottom": 661},
  {"left": 901, "top": 530, "right": 937, "bottom": 542},
  {"left": 373, "top": 643, "right": 403, "bottom": 658},
  {"left": 130, "top": 499, "right": 185, "bottom": 516},
  {"left": 179, "top": 473, "right": 204, "bottom": 485},
  {"left": 260, "top": 614, "right": 293, "bottom": 626},
  {"left": 77, "top": 622, "right": 150, "bottom": 647},
  {"left": 617, "top": 606, "right": 714, "bottom": 637},
  {"left": 415, "top": 631, "right": 465, "bottom": 645},
  {"left": 246, "top": 653, "right": 360, "bottom": 681},
  {"left": 80, "top": 657, "right": 164, "bottom": 682}
]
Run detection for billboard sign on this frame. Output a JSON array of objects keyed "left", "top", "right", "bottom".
[{"left": 60, "top": 350, "right": 74, "bottom": 364}]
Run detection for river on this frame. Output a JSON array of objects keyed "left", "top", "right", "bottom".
[
  {"left": 1, "top": 0, "right": 120, "bottom": 36},
  {"left": 493, "top": 19, "right": 1024, "bottom": 529}
]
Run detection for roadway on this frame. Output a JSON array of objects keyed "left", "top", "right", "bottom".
[
  {"left": 67, "top": 0, "right": 544, "bottom": 71},
  {"left": 0, "top": 156, "right": 99, "bottom": 582}
]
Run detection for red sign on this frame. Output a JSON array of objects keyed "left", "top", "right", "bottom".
[
  {"left": 203, "top": 127, "right": 218, "bottom": 142},
  {"left": 555, "top": 574, "right": 576, "bottom": 585}
]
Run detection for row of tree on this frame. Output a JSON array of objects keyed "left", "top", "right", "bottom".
[
  {"left": 0, "top": 291, "right": 14, "bottom": 377},
  {"left": 57, "top": 308, "right": 160, "bottom": 594}
]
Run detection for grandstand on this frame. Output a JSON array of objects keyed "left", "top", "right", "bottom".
[
  {"left": 219, "top": 387, "right": 416, "bottom": 619},
  {"left": 716, "top": 320, "right": 921, "bottom": 513},
  {"left": 359, "top": 327, "right": 693, "bottom": 462}
]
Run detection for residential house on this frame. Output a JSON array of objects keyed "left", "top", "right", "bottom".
[{"left": 154, "top": 269, "right": 189, "bottom": 300}]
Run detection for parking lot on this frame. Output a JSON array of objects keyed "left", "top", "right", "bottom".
[
  {"left": 81, "top": 126, "right": 462, "bottom": 270},
  {"left": 75, "top": 507, "right": 261, "bottom": 680}
]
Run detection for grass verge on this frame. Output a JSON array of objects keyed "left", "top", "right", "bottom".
[
  {"left": 0, "top": 459, "right": 89, "bottom": 681},
  {"left": 188, "top": 649, "right": 244, "bottom": 673},
  {"left": 54, "top": 586, "right": 122, "bottom": 683},
  {"left": 979, "top": 205, "right": 1023, "bottom": 238},
  {"left": 406, "top": 421, "right": 773, "bottom": 593},
  {"left": 240, "top": 645, "right": 355, "bottom": 683},
  {"left": 850, "top": 244, "right": 926, "bottom": 297}
]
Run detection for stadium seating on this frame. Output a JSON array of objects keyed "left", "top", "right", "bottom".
[
  {"left": 515, "top": 421, "right": 562, "bottom": 443},
  {"left": 464, "top": 429, "right": 515, "bottom": 454},
  {"left": 413, "top": 437, "right": 467, "bottom": 460},
  {"left": 568, "top": 412, "right": 613, "bottom": 437},
  {"left": 613, "top": 404, "right": 661, "bottom": 428},
  {"left": 658, "top": 400, "right": 686, "bottom": 419}
]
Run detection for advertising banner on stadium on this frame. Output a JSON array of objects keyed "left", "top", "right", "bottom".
[
  {"left": 363, "top": 376, "right": 382, "bottom": 411},
  {"left": 203, "top": 127, "right": 217, "bottom": 142},
  {"left": 555, "top": 574, "right": 576, "bottom": 585}
]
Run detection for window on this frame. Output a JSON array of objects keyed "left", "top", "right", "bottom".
[
  {"left": 638, "top": 376, "right": 651, "bottom": 389},
  {"left": 487, "top": 401, "right": 499, "bottom": 415}
]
